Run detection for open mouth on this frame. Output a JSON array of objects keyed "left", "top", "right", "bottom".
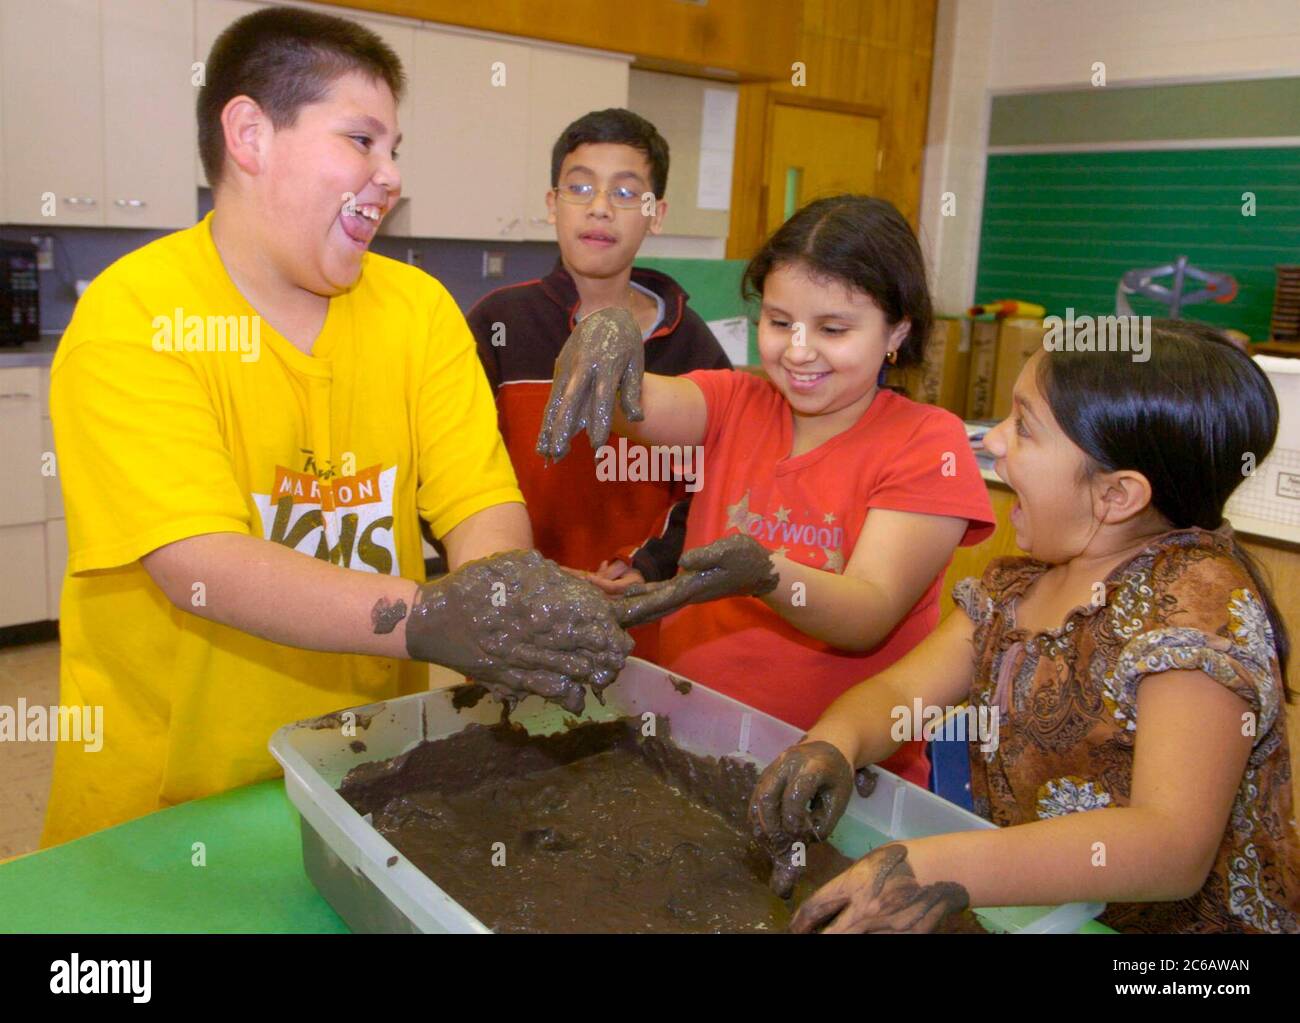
[
  {"left": 340, "top": 201, "right": 385, "bottom": 248},
  {"left": 784, "top": 367, "right": 831, "bottom": 392}
]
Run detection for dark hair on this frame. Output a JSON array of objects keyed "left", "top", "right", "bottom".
[
  {"left": 197, "top": 6, "right": 406, "bottom": 188},
  {"left": 1038, "top": 319, "right": 1292, "bottom": 694},
  {"left": 741, "top": 195, "right": 934, "bottom": 367},
  {"left": 550, "top": 109, "right": 670, "bottom": 198}
]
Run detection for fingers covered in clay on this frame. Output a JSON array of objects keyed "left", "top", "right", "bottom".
[
  {"left": 788, "top": 843, "right": 970, "bottom": 934},
  {"left": 748, "top": 740, "right": 855, "bottom": 898},
  {"left": 404, "top": 549, "right": 634, "bottom": 714},
  {"left": 610, "top": 535, "right": 780, "bottom": 629},
  {"left": 536, "top": 307, "right": 645, "bottom": 462}
]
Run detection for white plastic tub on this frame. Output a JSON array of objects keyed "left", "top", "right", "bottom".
[{"left": 269, "top": 657, "right": 1105, "bottom": 933}]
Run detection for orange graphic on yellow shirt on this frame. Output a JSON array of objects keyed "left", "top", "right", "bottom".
[{"left": 272, "top": 463, "right": 383, "bottom": 512}]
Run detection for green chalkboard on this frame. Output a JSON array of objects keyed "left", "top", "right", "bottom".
[
  {"left": 973, "top": 147, "right": 1300, "bottom": 342},
  {"left": 635, "top": 256, "right": 758, "bottom": 362}
]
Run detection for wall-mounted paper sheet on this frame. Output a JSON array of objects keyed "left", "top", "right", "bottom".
[{"left": 707, "top": 315, "right": 750, "bottom": 366}]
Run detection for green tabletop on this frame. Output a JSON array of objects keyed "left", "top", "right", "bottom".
[
  {"left": 0, "top": 780, "right": 1112, "bottom": 933},
  {"left": 0, "top": 780, "right": 347, "bottom": 933}
]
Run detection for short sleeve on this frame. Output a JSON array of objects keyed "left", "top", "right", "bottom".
[
  {"left": 867, "top": 407, "right": 996, "bottom": 545},
  {"left": 415, "top": 285, "right": 524, "bottom": 540},
  {"left": 51, "top": 340, "right": 251, "bottom": 575},
  {"left": 1109, "top": 546, "right": 1284, "bottom": 759},
  {"left": 953, "top": 576, "right": 993, "bottom": 626},
  {"left": 683, "top": 368, "right": 750, "bottom": 451}
]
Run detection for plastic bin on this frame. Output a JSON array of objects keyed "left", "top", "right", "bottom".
[{"left": 269, "top": 657, "right": 1105, "bottom": 933}]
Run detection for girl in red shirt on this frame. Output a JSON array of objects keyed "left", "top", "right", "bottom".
[{"left": 541, "top": 195, "right": 995, "bottom": 786}]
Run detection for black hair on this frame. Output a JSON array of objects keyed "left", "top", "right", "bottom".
[
  {"left": 1038, "top": 319, "right": 1292, "bottom": 695},
  {"left": 550, "top": 108, "right": 670, "bottom": 198},
  {"left": 741, "top": 195, "right": 934, "bottom": 367},
  {"left": 198, "top": 6, "right": 406, "bottom": 188}
]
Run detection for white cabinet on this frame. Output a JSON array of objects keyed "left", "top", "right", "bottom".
[
  {"left": 103, "top": 0, "right": 197, "bottom": 228},
  {"left": 0, "top": 523, "right": 48, "bottom": 627},
  {"left": 194, "top": 0, "right": 265, "bottom": 188},
  {"left": 523, "top": 48, "right": 630, "bottom": 241},
  {"left": 45, "top": 519, "right": 68, "bottom": 621},
  {"left": 0, "top": 368, "right": 45, "bottom": 528},
  {"left": 0, "top": 366, "right": 65, "bottom": 625},
  {"left": 405, "top": 32, "right": 629, "bottom": 241},
  {"left": 404, "top": 29, "right": 532, "bottom": 241},
  {"left": 1, "top": 0, "right": 196, "bottom": 229},
  {"left": 1, "top": 0, "right": 104, "bottom": 225}
]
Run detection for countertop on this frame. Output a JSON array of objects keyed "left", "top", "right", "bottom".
[{"left": 0, "top": 332, "right": 61, "bottom": 368}]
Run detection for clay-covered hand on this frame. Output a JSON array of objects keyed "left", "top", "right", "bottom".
[
  {"left": 610, "top": 535, "right": 780, "bottom": 629},
  {"left": 788, "top": 843, "right": 970, "bottom": 934},
  {"left": 748, "top": 739, "right": 857, "bottom": 898},
  {"left": 536, "top": 307, "right": 645, "bottom": 462},
  {"left": 404, "top": 549, "right": 634, "bottom": 714}
]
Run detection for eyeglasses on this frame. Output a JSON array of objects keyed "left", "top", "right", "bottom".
[{"left": 553, "top": 182, "right": 646, "bottom": 209}]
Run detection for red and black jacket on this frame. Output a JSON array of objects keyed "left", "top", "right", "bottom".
[{"left": 468, "top": 258, "right": 731, "bottom": 584}]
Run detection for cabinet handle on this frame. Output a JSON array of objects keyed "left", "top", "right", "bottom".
[
  {"left": 63, "top": 196, "right": 97, "bottom": 207},
  {"left": 528, "top": 216, "right": 549, "bottom": 225},
  {"left": 114, "top": 198, "right": 147, "bottom": 208},
  {"left": 0, "top": 392, "right": 36, "bottom": 399},
  {"left": 499, "top": 217, "right": 520, "bottom": 235}
]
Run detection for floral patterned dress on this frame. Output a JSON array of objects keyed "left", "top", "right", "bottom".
[{"left": 953, "top": 526, "right": 1299, "bottom": 933}]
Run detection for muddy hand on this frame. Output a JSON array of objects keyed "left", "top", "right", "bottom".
[
  {"left": 403, "top": 549, "right": 634, "bottom": 714},
  {"left": 611, "top": 535, "right": 779, "bottom": 629},
  {"left": 748, "top": 740, "right": 855, "bottom": 898},
  {"left": 536, "top": 307, "right": 645, "bottom": 462},
  {"left": 789, "top": 844, "right": 970, "bottom": 934}
]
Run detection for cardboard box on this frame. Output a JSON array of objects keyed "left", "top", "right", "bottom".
[
  {"left": 991, "top": 318, "right": 1047, "bottom": 420},
  {"left": 964, "top": 316, "right": 1000, "bottom": 420},
  {"left": 886, "top": 316, "right": 970, "bottom": 415}
]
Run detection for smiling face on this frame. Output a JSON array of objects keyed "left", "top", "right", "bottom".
[
  {"left": 756, "top": 261, "right": 908, "bottom": 423},
  {"left": 546, "top": 143, "right": 665, "bottom": 279},
  {"left": 249, "top": 70, "right": 402, "bottom": 296},
  {"left": 981, "top": 353, "right": 1106, "bottom": 562}
]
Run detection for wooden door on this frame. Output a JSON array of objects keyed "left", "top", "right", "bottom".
[{"left": 764, "top": 103, "right": 879, "bottom": 233}]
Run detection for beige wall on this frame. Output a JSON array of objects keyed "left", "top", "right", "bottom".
[{"left": 919, "top": 0, "right": 1300, "bottom": 313}]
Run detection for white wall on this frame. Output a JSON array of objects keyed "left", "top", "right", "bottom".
[
  {"left": 918, "top": 0, "right": 1300, "bottom": 311},
  {"left": 990, "top": 0, "right": 1300, "bottom": 92}
]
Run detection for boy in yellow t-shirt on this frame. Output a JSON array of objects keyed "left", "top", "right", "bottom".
[{"left": 42, "top": 7, "right": 634, "bottom": 846}]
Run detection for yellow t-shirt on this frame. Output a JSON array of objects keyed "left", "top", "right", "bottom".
[{"left": 42, "top": 212, "right": 523, "bottom": 847}]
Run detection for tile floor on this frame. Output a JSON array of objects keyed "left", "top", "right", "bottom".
[{"left": 0, "top": 640, "right": 59, "bottom": 860}]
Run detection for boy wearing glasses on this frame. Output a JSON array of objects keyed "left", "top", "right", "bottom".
[{"left": 469, "top": 109, "right": 730, "bottom": 656}]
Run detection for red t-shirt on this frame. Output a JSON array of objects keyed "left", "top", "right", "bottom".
[{"left": 660, "top": 370, "right": 996, "bottom": 787}]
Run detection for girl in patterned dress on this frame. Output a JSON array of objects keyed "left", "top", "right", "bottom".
[{"left": 751, "top": 320, "right": 1298, "bottom": 933}]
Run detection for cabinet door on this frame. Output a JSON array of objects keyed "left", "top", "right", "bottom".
[
  {"left": 0, "top": 523, "right": 47, "bottom": 626},
  {"left": 0, "top": 0, "right": 104, "bottom": 225},
  {"left": 194, "top": 0, "right": 265, "bottom": 188},
  {"left": 46, "top": 518, "right": 68, "bottom": 620},
  {"left": 43, "top": 417, "right": 63, "bottom": 520},
  {"left": 0, "top": 368, "right": 46, "bottom": 527},
  {"left": 523, "top": 49, "right": 630, "bottom": 241},
  {"left": 102, "top": 0, "right": 196, "bottom": 228},
  {"left": 406, "top": 29, "right": 530, "bottom": 241}
]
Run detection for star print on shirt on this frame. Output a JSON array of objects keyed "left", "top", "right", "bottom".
[
  {"left": 823, "top": 512, "right": 837, "bottom": 525},
  {"left": 726, "top": 490, "right": 763, "bottom": 533},
  {"left": 822, "top": 547, "right": 845, "bottom": 572}
]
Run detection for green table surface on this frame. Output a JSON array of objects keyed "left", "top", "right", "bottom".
[{"left": 0, "top": 780, "right": 1112, "bottom": 933}]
